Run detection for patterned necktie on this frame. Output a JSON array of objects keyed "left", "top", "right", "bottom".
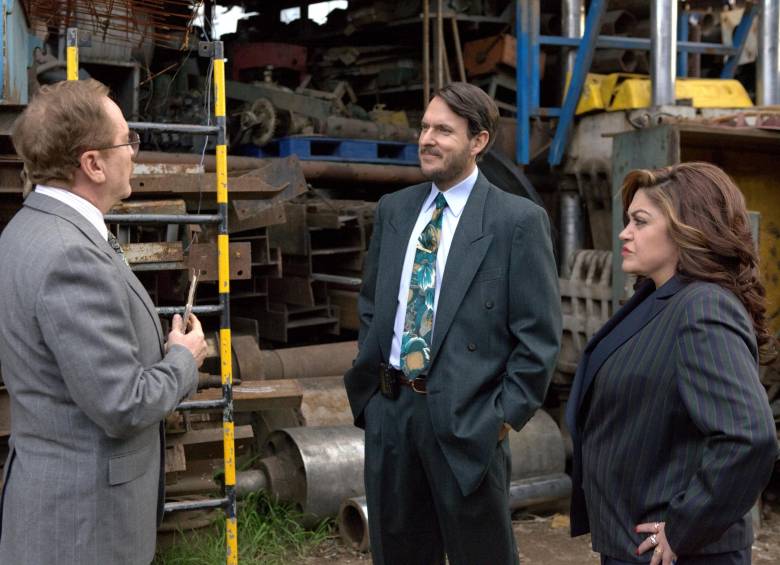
[
  {"left": 107, "top": 231, "right": 129, "bottom": 266},
  {"left": 401, "top": 192, "right": 448, "bottom": 379}
]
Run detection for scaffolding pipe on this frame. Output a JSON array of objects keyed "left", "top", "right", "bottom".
[
  {"left": 561, "top": 0, "right": 583, "bottom": 100},
  {"left": 758, "top": 0, "right": 780, "bottom": 106},
  {"left": 560, "top": 189, "right": 584, "bottom": 279},
  {"left": 651, "top": 0, "right": 677, "bottom": 106}
]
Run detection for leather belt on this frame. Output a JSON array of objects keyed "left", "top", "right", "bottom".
[
  {"left": 379, "top": 364, "right": 427, "bottom": 398},
  {"left": 398, "top": 374, "right": 427, "bottom": 394}
]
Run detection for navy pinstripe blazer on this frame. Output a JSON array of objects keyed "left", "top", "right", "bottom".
[{"left": 566, "top": 276, "right": 777, "bottom": 560}]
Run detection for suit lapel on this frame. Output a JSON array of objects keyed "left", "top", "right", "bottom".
[
  {"left": 374, "top": 183, "right": 431, "bottom": 361},
  {"left": 429, "top": 174, "right": 492, "bottom": 366},
  {"left": 25, "top": 193, "right": 165, "bottom": 351},
  {"left": 570, "top": 276, "right": 687, "bottom": 427}
]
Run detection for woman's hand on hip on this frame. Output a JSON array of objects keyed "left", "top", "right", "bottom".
[{"left": 636, "top": 521, "right": 677, "bottom": 565}]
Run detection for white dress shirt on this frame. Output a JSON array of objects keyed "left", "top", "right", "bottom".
[
  {"left": 35, "top": 185, "right": 108, "bottom": 240},
  {"left": 388, "top": 166, "right": 479, "bottom": 369}
]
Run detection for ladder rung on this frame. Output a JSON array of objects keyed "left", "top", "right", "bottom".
[
  {"left": 128, "top": 121, "right": 220, "bottom": 135},
  {"left": 156, "top": 305, "right": 224, "bottom": 316},
  {"left": 177, "top": 398, "right": 227, "bottom": 411},
  {"left": 165, "top": 497, "right": 229, "bottom": 513},
  {"left": 104, "top": 214, "right": 221, "bottom": 224}
]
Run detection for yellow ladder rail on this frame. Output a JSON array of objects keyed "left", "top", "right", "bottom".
[{"left": 66, "top": 28, "right": 238, "bottom": 565}]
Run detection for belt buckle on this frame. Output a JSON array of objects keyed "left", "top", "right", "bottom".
[{"left": 410, "top": 378, "right": 426, "bottom": 394}]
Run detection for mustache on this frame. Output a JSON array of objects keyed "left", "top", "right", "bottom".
[{"left": 419, "top": 147, "right": 442, "bottom": 157}]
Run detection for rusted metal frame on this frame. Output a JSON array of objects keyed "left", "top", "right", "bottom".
[
  {"left": 436, "top": 0, "right": 444, "bottom": 89},
  {"left": 104, "top": 213, "right": 221, "bottom": 224},
  {"left": 128, "top": 121, "right": 220, "bottom": 135},
  {"left": 423, "top": 0, "right": 431, "bottom": 104},
  {"left": 451, "top": 17, "right": 466, "bottom": 82},
  {"left": 156, "top": 305, "right": 223, "bottom": 316}
]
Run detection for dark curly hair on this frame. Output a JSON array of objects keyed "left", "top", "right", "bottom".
[{"left": 621, "top": 162, "right": 775, "bottom": 363}]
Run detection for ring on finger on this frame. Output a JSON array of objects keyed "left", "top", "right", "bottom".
[{"left": 649, "top": 534, "right": 658, "bottom": 546}]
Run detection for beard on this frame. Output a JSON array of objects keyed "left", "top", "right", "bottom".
[{"left": 420, "top": 144, "right": 473, "bottom": 187}]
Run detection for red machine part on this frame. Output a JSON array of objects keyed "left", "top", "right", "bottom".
[{"left": 230, "top": 43, "right": 308, "bottom": 81}]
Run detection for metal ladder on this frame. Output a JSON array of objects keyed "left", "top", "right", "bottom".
[
  {"left": 67, "top": 28, "right": 238, "bottom": 565},
  {"left": 514, "top": 0, "right": 761, "bottom": 166}
]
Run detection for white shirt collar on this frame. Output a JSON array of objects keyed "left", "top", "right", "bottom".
[
  {"left": 35, "top": 185, "right": 108, "bottom": 240},
  {"left": 426, "top": 165, "right": 479, "bottom": 217}
]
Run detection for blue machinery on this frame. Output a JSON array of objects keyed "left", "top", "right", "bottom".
[{"left": 514, "top": 0, "right": 773, "bottom": 167}]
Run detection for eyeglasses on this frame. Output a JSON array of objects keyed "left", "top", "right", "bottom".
[{"left": 92, "top": 130, "right": 141, "bottom": 158}]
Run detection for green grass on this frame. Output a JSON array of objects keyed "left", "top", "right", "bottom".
[{"left": 154, "top": 492, "right": 332, "bottom": 565}]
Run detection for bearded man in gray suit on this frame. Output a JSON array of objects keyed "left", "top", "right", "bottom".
[
  {"left": 345, "top": 82, "right": 561, "bottom": 564},
  {"left": 0, "top": 79, "right": 207, "bottom": 565}
]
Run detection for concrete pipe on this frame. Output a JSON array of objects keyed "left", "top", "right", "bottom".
[
  {"left": 338, "top": 473, "right": 573, "bottom": 552},
  {"left": 298, "top": 376, "right": 355, "bottom": 427}
]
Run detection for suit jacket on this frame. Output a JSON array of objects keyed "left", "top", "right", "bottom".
[
  {"left": 565, "top": 276, "right": 777, "bottom": 559},
  {"left": 0, "top": 193, "right": 198, "bottom": 565},
  {"left": 344, "top": 172, "right": 562, "bottom": 496}
]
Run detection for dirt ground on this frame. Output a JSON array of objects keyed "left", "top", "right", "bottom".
[{"left": 302, "top": 503, "right": 780, "bottom": 565}]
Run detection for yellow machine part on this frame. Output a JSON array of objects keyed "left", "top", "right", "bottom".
[{"left": 575, "top": 74, "right": 754, "bottom": 115}]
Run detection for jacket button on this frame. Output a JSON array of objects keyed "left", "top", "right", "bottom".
[
  {"left": 468, "top": 343, "right": 477, "bottom": 351},
  {"left": 485, "top": 301, "right": 494, "bottom": 309}
]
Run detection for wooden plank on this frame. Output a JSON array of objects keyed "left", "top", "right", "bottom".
[
  {"left": 189, "top": 379, "right": 303, "bottom": 412},
  {"left": 164, "top": 443, "right": 187, "bottom": 473}
]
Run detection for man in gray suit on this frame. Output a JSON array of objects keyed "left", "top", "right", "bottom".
[
  {"left": 0, "top": 79, "right": 207, "bottom": 565},
  {"left": 344, "top": 82, "right": 561, "bottom": 564}
]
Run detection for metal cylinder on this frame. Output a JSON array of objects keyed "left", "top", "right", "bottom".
[
  {"left": 338, "top": 473, "right": 572, "bottom": 552},
  {"left": 260, "top": 341, "right": 358, "bottom": 380},
  {"left": 338, "top": 496, "right": 371, "bottom": 552},
  {"left": 509, "top": 473, "right": 572, "bottom": 508},
  {"left": 651, "top": 0, "right": 677, "bottom": 106},
  {"left": 600, "top": 10, "right": 636, "bottom": 36},
  {"left": 240, "top": 411, "right": 565, "bottom": 528},
  {"left": 561, "top": 0, "right": 583, "bottom": 100},
  {"left": 758, "top": 0, "right": 780, "bottom": 106},
  {"left": 591, "top": 49, "right": 638, "bottom": 73},
  {"left": 540, "top": 13, "right": 562, "bottom": 36},
  {"left": 238, "top": 426, "right": 366, "bottom": 527},
  {"left": 608, "top": 0, "right": 650, "bottom": 18},
  {"left": 559, "top": 190, "right": 584, "bottom": 278},
  {"left": 135, "top": 151, "right": 425, "bottom": 185}
]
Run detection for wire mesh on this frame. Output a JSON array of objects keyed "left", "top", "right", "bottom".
[{"left": 23, "top": 0, "right": 203, "bottom": 50}]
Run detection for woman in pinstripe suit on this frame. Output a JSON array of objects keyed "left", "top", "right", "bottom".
[{"left": 566, "top": 162, "right": 777, "bottom": 565}]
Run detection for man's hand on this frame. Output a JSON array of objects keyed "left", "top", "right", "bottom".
[
  {"left": 498, "top": 422, "right": 512, "bottom": 442},
  {"left": 166, "top": 313, "right": 207, "bottom": 368}
]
